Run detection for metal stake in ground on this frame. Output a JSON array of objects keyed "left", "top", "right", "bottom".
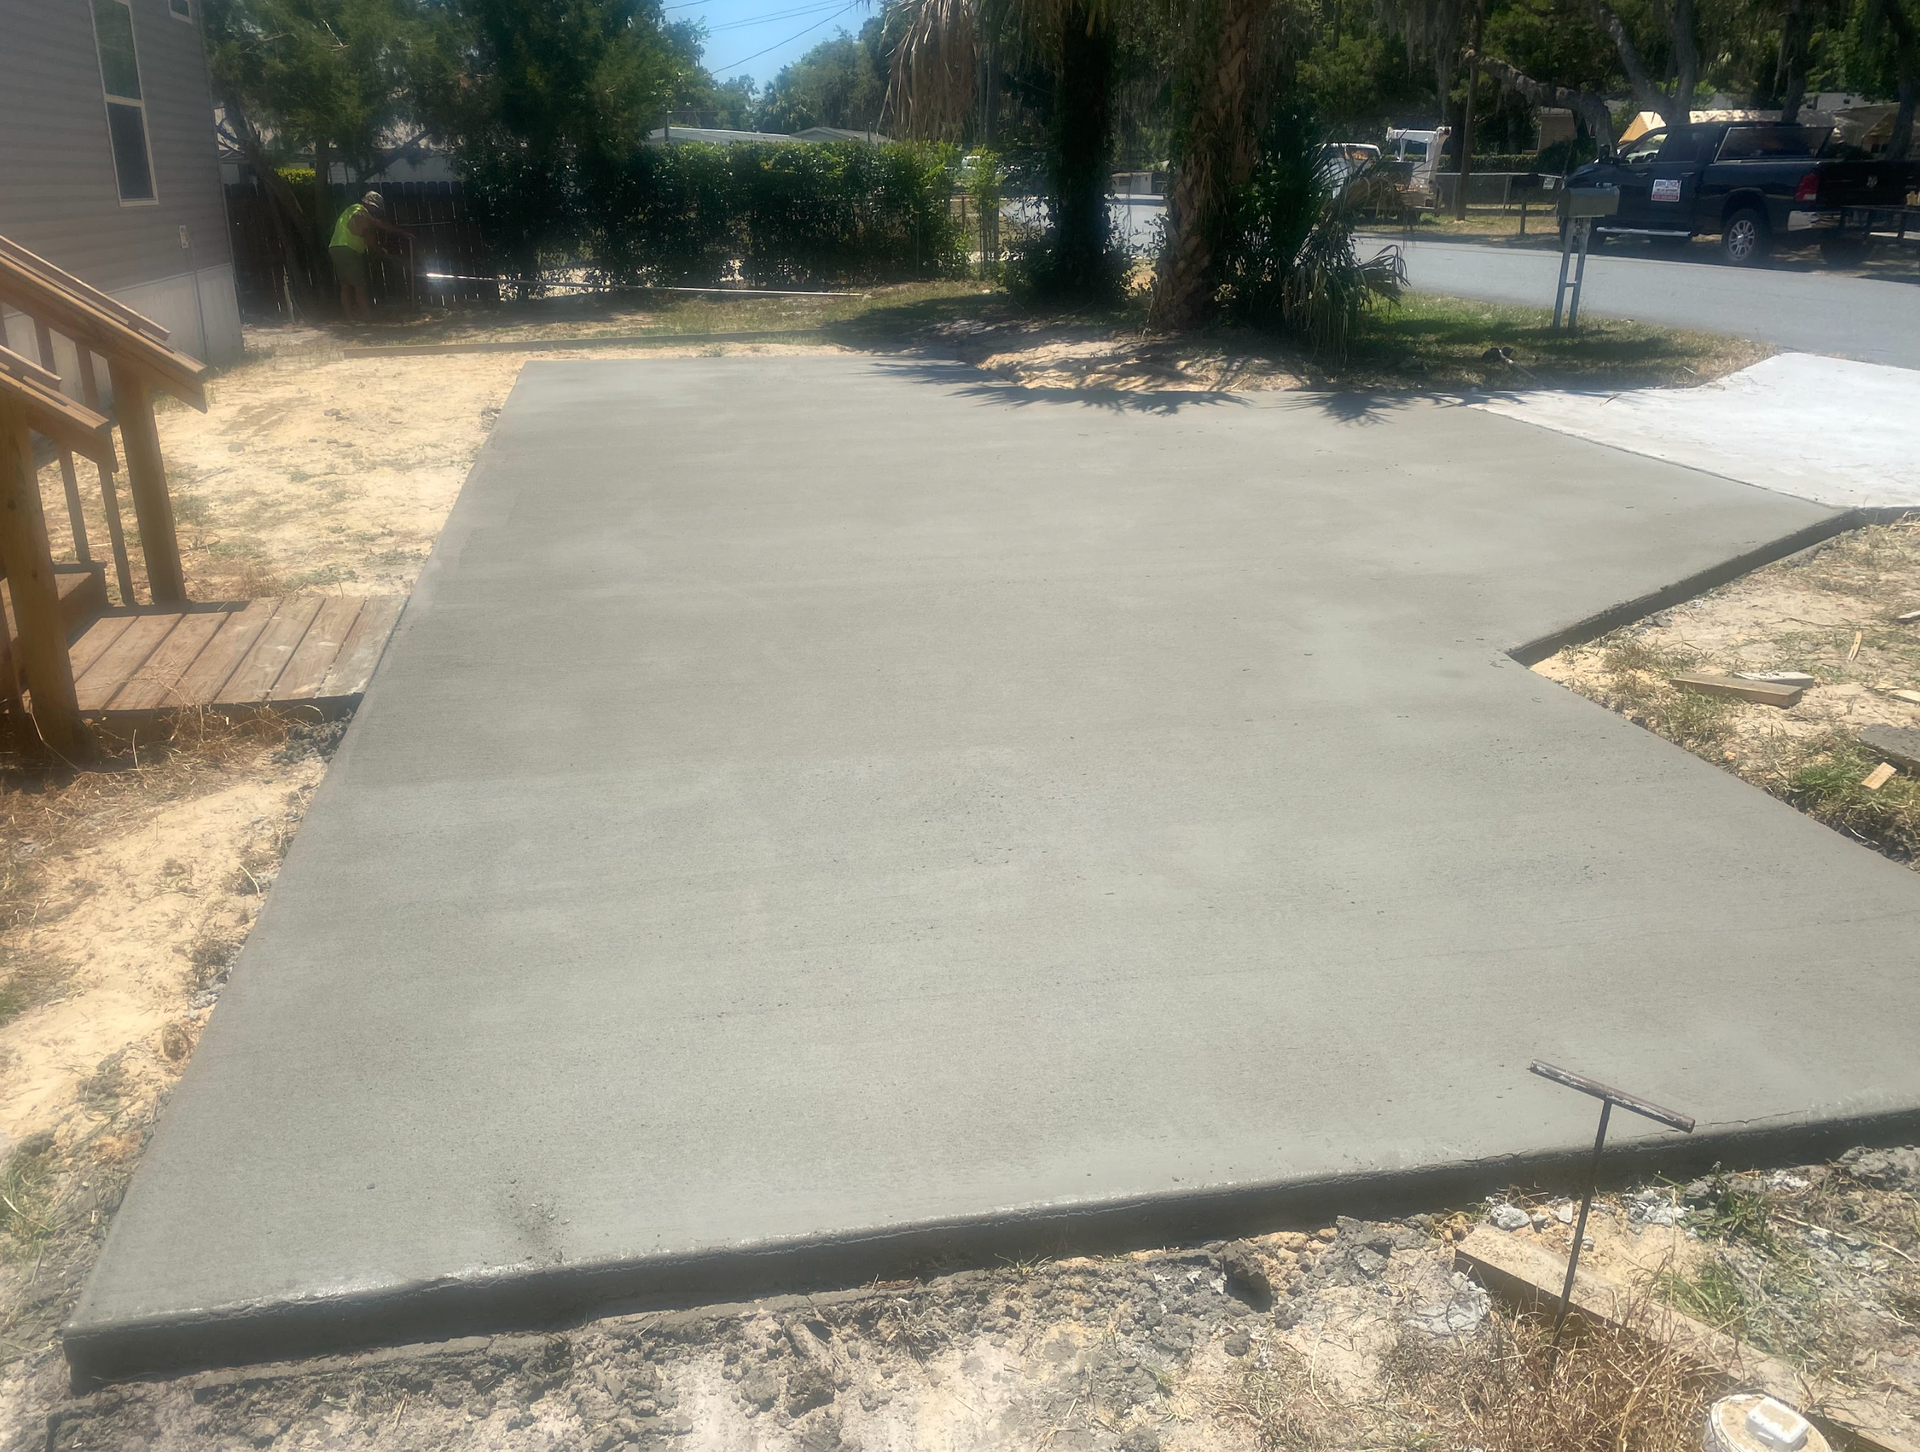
[{"left": 1527, "top": 1060, "right": 1694, "bottom": 1368}]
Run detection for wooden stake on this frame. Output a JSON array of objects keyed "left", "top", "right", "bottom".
[
  {"left": 0, "top": 399, "right": 86, "bottom": 757},
  {"left": 77, "top": 351, "right": 134, "bottom": 604},
  {"left": 106, "top": 358, "right": 185, "bottom": 603}
]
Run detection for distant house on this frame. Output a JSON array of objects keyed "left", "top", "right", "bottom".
[
  {"left": 0, "top": 0, "right": 241, "bottom": 366},
  {"left": 646, "top": 125, "right": 893, "bottom": 146}
]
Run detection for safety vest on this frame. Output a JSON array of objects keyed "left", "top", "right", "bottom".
[{"left": 331, "top": 204, "right": 368, "bottom": 252}]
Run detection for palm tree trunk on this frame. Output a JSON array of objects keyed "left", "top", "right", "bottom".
[
  {"left": 1150, "top": 0, "right": 1271, "bottom": 330},
  {"left": 1776, "top": 0, "right": 1812, "bottom": 122},
  {"left": 1047, "top": 1, "right": 1116, "bottom": 297}
]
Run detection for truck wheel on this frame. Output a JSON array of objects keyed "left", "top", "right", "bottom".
[{"left": 1721, "top": 208, "right": 1770, "bottom": 266}]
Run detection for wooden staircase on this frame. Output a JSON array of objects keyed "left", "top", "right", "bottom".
[{"left": 0, "top": 235, "right": 399, "bottom": 756}]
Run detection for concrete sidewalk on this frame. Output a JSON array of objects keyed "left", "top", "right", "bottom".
[
  {"left": 1475, "top": 353, "right": 1920, "bottom": 510},
  {"left": 70, "top": 359, "right": 1920, "bottom": 1381}
]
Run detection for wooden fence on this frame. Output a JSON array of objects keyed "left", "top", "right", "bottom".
[{"left": 224, "top": 177, "right": 496, "bottom": 321}]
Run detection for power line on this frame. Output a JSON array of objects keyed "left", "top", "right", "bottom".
[
  {"left": 711, "top": 0, "right": 857, "bottom": 70},
  {"left": 707, "top": 0, "right": 847, "bottom": 34}
]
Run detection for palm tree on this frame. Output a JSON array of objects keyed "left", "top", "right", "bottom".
[
  {"left": 887, "top": 0, "right": 1123, "bottom": 299},
  {"left": 1149, "top": 0, "right": 1281, "bottom": 328}
]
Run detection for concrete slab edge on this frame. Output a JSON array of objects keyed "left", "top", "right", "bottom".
[
  {"left": 1509, "top": 508, "right": 1864, "bottom": 666},
  {"left": 341, "top": 329, "right": 832, "bottom": 359},
  {"left": 63, "top": 1102, "right": 1920, "bottom": 1387}
]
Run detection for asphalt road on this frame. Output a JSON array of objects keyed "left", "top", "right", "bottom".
[
  {"left": 1389, "top": 237, "right": 1920, "bottom": 368},
  {"left": 72, "top": 359, "right": 1920, "bottom": 1382}
]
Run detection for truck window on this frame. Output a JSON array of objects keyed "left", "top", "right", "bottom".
[
  {"left": 1400, "top": 140, "right": 1427, "bottom": 159},
  {"left": 1715, "top": 125, "right": 1832, "bottom": 160},
  {"left": 1655, "top": 127, "right": 1706, "bottom": 163},
  {"left": 1618, "top": 130, "right": 1667, "bottom": 166}
]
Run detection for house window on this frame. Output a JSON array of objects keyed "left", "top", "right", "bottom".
[
  {"left": 168, "top": 0, "right": 191, "bottom": 17},
  {"left": 91, "top": 0, "right": 156, "bottom": 203}
]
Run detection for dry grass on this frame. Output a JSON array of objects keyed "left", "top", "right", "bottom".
[
  {"left": 1538, "top": 516, "right": 1920, "bottom": 867},
  {"left": 0, "top": 709, "right": 302, "bottom": 1022},
  {"left": 1440, "top": 1308, "right": 1716, "bottom": 1452},
  {"left": 1229, "top": 1307, "right": 1714, "bottom": 1452}
]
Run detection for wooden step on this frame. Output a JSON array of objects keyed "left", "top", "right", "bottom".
[{"left": 67, "top": 595, "right": 403, "bottom": 718}]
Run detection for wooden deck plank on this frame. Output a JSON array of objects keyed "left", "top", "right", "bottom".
[
  {"left": 171, "top": 600, "right": 282, "bottom": 706},
  {"left": 269, "top": 597, "right": 364, "bottom": 701},
  {"left": 74, "top": 614, "right": 182, "bottom": 712},
  {"left": 106, "top": 610, "right": 236, "bottom": 712},
  {"left": 317, "top": 595, "right": 403, "bottom": 699},
  {"left": 65, "top": 614, "right": 138, "bottom": 680},
  {"left": 214, "top": 597, "right": 321, "bottom": 706}
]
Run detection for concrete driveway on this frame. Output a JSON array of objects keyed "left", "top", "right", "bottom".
[
  {"left": 1388, "top": 237, "right": 1920, "bottom": 367},
  {"left": 70, "top": 358, "right": 1920, "bottom": 1381}
]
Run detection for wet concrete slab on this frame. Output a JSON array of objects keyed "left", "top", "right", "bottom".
[{"left": 69, "top": 358, "right": 1920, "bottom": 1380}]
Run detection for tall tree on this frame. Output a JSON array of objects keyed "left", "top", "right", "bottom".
[
  {"left": 757, "top": 19, "right": 891, "bottom": 131},
  {"left": 203, "top": 0, "right": 422, "bottom": 285},
  {"left": 1150, "top": 0, "right": 1280, "bottom": 328},
  {"left": 1865, "top": 0, "right": 1918, "bottom": 156},
  {"left": 415, "top": 0, "right": 703, "bottom": 272},
  {"left": 887, "top": 0, "right": 1126, "bottom": 299},
  {"left": 1587, "top": 0, "right": 1701, "bottom": 122}
]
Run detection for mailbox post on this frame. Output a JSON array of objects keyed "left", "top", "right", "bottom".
[{"left": 1553, "top": 184, "right": 1619, "bottom": 331}]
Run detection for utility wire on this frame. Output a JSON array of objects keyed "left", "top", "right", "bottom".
[
  {"left": 707, "top": 0, "right": 847, "bottom": 33},
  {"left": 711, "top": 0, "right": 857, "bottom": 70}
]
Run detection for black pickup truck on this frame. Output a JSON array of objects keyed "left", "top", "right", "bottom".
[{"left": 1566, "top": 121, "right": 1913, "bottom": 265}]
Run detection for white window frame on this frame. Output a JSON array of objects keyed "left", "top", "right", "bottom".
[
  {"left": 167, "top": 0, "right": 193, "bottom": 20},
  {"left": 92, "top": 0, "right": 161, "bottom": 207}
]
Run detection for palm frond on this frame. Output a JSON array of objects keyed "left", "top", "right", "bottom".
[{"left": 885, "top": 0, "right": 981, "bottom": 138}]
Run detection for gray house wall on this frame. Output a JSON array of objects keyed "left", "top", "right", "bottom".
[{"left": 0, "top": 0, "right": 242, "bottom": 366}]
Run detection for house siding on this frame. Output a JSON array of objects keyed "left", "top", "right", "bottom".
[{"left": 0, "top": 0, "right": 241, "bottom": 362}]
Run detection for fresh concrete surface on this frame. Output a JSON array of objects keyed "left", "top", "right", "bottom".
[
  {"left": 70, "top": 359, "right": 1920, "bottom": 1379},
  {"left": 1390, "top": 237, "right": 1920, "bottom": 368},
  {"left": 1475, "top": 353, "right": 1920, "bottom": 509}
]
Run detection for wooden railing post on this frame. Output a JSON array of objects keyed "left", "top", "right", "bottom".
[
  {"left": 107, "top": 359, "right": 186, "bottom": 603},
  {"left": 77, "top": 349, "right": 136, "bottom": 605},
  {"left": 32, "top": 322, "right": 92, "bottom": 567},
  {"left": 0, "top": 398, "right": 86, "bottom": 757}
]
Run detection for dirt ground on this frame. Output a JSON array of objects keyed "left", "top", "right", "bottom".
[
  {"left": 3, "top": 297, "right": 1918, "bottom": 1450},
  {"left": 1536, "top": 517, "right": 1920, "bottom": 867}
]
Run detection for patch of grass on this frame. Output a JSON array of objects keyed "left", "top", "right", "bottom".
[
  {"left": 1688, "top": 1177, "right": 1780, "bottom": 1254},
  {"left": 0, "top": 1134, "right": 58, "bottom": 1259},
  {"left": 1653, "top": 1257, "right": 1752, "bottom": 1330},
  {"left": 1576, "top": 629, "right": 1737, "bottom": 755},
  {"left": 1782, "top": 736, "right": 1920, "bottom": 856},
  {"left": 1336, "top": 293, "right": 1767, "bottom": 391}
]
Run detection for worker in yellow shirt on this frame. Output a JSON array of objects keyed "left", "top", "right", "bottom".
[{"left": 329, "top": 190, "right": 411, "bottom": 322}]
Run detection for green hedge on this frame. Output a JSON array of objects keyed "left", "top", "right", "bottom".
[{"left": 471, "top": 140, "right": 965, "bottom": 287}]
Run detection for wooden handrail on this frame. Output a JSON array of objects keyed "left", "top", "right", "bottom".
[
  {"left": 0, "top": 238, "right": 203, "bottom": 406},
  {"left": 0, "top": 231, "right": 207, "bottom": 755}
]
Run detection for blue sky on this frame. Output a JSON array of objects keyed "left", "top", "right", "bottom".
[{"left": 672, "top": 0, "right": 876, "bottom": 86}]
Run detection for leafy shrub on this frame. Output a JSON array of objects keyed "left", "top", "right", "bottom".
[
  {"left": 1217, "top": 104, "right": 1406, "bottom": 360},
  {"left": 466, "top": 139, "right": 965, "bottom": 287}
]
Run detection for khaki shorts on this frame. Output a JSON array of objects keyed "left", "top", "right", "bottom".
[{"left": 330, "top": 245, "right": 368, "bottom": 287}]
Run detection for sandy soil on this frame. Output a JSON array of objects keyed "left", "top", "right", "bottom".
[
  {"left": 1534, "top": 518, "right": 1920, "bottom": 867},
  {"left": 4, "top": 311, "right": 1919, "bottom": 1450}
]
